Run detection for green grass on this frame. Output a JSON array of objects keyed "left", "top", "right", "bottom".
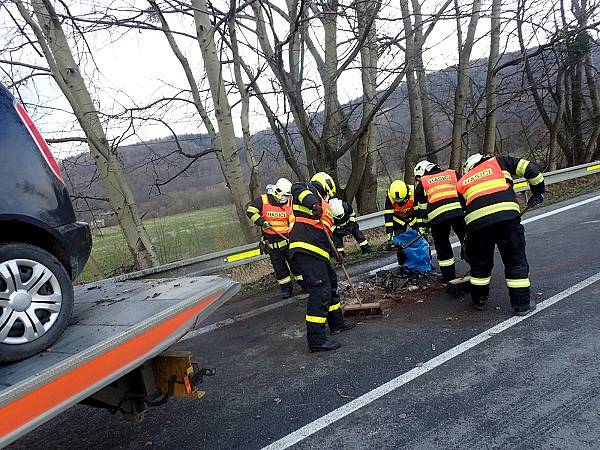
[{"left": 77, "top": 204, "right": 243, "bottom": 283}]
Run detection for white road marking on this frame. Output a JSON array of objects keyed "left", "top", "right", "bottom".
[
  {"left": 370, "top": 194, "right": 600, "bottom": 274},
  {"left": 262, "top": 271, "right": 600, "bottom": 450},
  {"left": 582, "top": 219, "right": 600, "bottom": 224},
  {"left": 182, "top": 294, "right": 308, "bottom": 341}
]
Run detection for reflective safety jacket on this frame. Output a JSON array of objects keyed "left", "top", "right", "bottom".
[
  {"left": 415, "top": 169, "right": 463, "bottom": 226},
  {"left": 457, "top": 156, "right": 545, "bottom": 231},
  {"left": 246, "top": 194, "right": 294, "bottom": 247},
  {"left": 384, "top": 185, "right": 421, "bottom": 238},
  {"left": 289, "top": 182, "right": 335, "bottom": 261}
]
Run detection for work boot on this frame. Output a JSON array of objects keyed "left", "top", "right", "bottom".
[
  {"left": 330, "top": 320, "right": 356, "bottom": 335},
  {"left": 281, "top": 285, "right": 293, "bottom": 299},
  {"left": 513, "top": 300, "right": 537, "bottom": 316},
  {"left": 309, "top": 340, "right": 341, "bottom": 353},
  {"left": 472, "top": 296, "right": 488, "bottom": 311}
]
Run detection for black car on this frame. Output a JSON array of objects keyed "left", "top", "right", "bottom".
[{"left": 0, "top": 83, "right": 92, "bottom": 362}]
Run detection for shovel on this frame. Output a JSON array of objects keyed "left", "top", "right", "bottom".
[{"left": 320, "top": 219, "right": 383, "bottom": 316}]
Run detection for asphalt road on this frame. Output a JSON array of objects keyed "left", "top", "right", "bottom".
[{"left": 11, "top": 191, "right": 600, "bottom": 450}]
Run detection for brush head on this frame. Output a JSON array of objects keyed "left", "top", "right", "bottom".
[{"left": 343, "top": 302, "right": 384, "bottom": 317}]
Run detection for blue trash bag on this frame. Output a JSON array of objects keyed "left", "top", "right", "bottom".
[{"left": 392, "top": 230, "right": 432, "bottom": 273}]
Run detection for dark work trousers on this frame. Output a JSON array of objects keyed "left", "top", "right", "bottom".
[
  {"left": 431, "top": 216, "right": 467, "bottom": 281},
  {"left": 292, "top": 252, "right": 345, "bottom": 345},
  {"left": 468, "top": 218, "right": 530, "bottom": 307},
  {"left": 268, "top": 247, "right": 301, "bottom": 290},
  {"left": 332, "top": 222, "right": 368, "bottom": 254}
]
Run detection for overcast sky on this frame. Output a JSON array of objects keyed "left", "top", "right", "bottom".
[{"left": 0, "top": 0, "right": 553, "bottom": 160}]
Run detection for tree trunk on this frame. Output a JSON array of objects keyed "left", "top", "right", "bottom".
[
  {"left": 400, "top": 0, "right": 426, "bottom": 180},
  {"left": 449, "top": 0, "right": 481, "bottom": 170},
  {"left": 228, "top": 12, "right": 262, "bottom": 199},
  {"left": 192, "top": 0, "right": 254, "bottom": 242},
  {"left": 483, "top": 0, "right": 501, "bottom": 153},
  {"left": 23, "top": 0, "right": 158, "bottom": 269},
  {"left": 411, "top": 0, "right": 437, "bottom": 162},
  {"left": 345, "top": 0, "right": 378, "bottom": 213}
]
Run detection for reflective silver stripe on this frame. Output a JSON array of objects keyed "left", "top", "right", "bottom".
[{"left": 465, "top": 202, "right": 520, "bottom": 225}]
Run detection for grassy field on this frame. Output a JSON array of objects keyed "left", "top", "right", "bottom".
[
  {"left": 79, "top": 204, "right": 244, "bottom": 283},
  {"left": 77, "top": 173, "right": 600, "bottom": 284}
]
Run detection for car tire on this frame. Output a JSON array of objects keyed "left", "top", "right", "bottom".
[{"left": 0, "top": 243, "right": 74, "bottom": 363}]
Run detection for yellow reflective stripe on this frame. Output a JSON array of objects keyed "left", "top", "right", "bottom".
[
  {"left": 289, "top": 241, "right": 330, "bottom": 259},
  {"left": 306, "top": 315, "right": 327, "bottom": 324},
  {"left": 393, "top": 216, "right": 406, "bottom": 225},
  {"left": 528, "top": 173, "right": 544, "bottom": 186},
  {"left": 429, "top": 192, "right": 458, "bottom": 203},
  {"left": 226, "top": 248, "right": 262, "bottom": 262},
  {"left": 464, "top": 179, "right": 508, "bottom": 201},
  {"left": 385, "top": 222, "right": 393, "bottom": 227},
  {"left": 516, "top": 159, "right": 530, "bottom": 177},
  {"left": 336, "top": 247, "right": 345, "bottom": 252},
  {"left": 506, "top": 278, "right": 531, "bottom": 288},
  {"left": 438, "top": 257, "right": 455, "bottom": 267},
  {"left": 513, "top": 181, "right": 528, "bottom": 190},
  {"left": 268, "top": 240, "right": 288, "bottom": 249},
  {"left": 293, "top": 274, "right": 303, "bottom": 281},
  {"left": 465, "top": 202, "right": 520, "bottom": 224},
  {"left": 359, "top": 240, "right": 369, "bottom": 246},
  {"left": 250, "top": 213, "right": 261, "bottom": 222},
  {"left": 384, "top": 209, "right": 395, "bottom": 214},
  {"left": 428, "top": 202, "right": 463, "bottom": 221},
  {"left": 293, "top": 204, "right": 313, "bottom": 215},
  {"left": 417, "top": 203, "right": 428, "bottom": 210},
  {"left": 587, "top": 164, "right": 600, "bottom": 171},
  {"left": 502, "top": 170, "right": 513, "bottom": 181},
  {"left": 246, "top": 206, "right": 260, "bottom": 214},
  {"left": 427, "top": 183, "right": 457, "bottom": 194},
  {"left": 277, "top": 276, "right": 292, "bottom": 285},
  {"left": 470, "top": 276, "right": 491, "bottom": 286},
  {"left": 298, "top": 190, "right": 312, "bottom": 203},
  {"left": 329, "top": 302, "right": 341, "bottom": 312}
]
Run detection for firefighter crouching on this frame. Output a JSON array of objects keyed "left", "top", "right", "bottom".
[
  {"left": 384, "top": 180, "right": 423, "bottom": 266},
  {"left": 328, "top": 198, "right": 371, "bottom": 258},
  {"left": 414, "top": 160, "right": 467, "bottom": 282},
  {"left": 458, "top": 153, "right": 545, "bottom": 316},
  {"left": 289, "top": 172, "right": 355, "bottom": 352},
  {"left": 246, "top": 178, "right": 302, "bottom": 299}
]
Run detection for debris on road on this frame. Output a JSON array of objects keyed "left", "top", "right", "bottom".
[{"left": 336, "top": 385, "right": 355, "bottom": 400}]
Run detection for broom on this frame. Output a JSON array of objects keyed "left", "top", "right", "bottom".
[{"left": 320, "top": 219, "right": 383, "bottom": 316}]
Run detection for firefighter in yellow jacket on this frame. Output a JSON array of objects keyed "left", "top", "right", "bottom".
[
  {"left": 246, "top": 178, "right": 301, "bottom": 299},
  {"left": 414, "top": 160, "right": 467, "bottom": 281},
  {"left": 289, "top": 172, "right": 355, "bottom": 352},
  {"left": 458, "top": 153, "right": 545, "bottom": 316}
]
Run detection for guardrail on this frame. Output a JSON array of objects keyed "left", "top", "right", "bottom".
[{"left": 119, "top": 160, "right": 600, "bottom": 281}]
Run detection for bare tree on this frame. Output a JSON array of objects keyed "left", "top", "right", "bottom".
[
  {"left": 483, "top": 0, "right": 501, "bottom": 153},
  {"left": 12, "top": 0, "right": 159, "bottom": 269},
  {"left": 449, "top": 0, "right": 482, "bottom": 170}
]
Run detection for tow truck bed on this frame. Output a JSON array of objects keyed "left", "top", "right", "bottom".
[{"left": 0, "top": 275, "right": 239, "bottom": 446}]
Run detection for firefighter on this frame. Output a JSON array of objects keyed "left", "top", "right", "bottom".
[
  {"left": 329, "top": 198, "right": 371, "bottom": 258},
  {"left": 384, "top": 180, "right": 423, "bottom": 266},
  {"left": 414, "top": 160, "right": 467, "bottom": 281},
  {"left": 246, "top": 178, "right": 301, "bottom": 299},
  {"left": 289, "top": 172, "right": 355, "bottom": 352},
  {"left": 457, "top": 153, "right": 545, "bottom": 316}
]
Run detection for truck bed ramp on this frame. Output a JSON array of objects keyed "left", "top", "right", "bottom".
[{"left": 0, "top": 275, "right": 239, "bottom": 446}]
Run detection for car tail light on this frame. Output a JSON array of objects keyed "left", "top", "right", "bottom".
[{"left": 14, "top": 101, "right": 64, "bottom": 183}]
